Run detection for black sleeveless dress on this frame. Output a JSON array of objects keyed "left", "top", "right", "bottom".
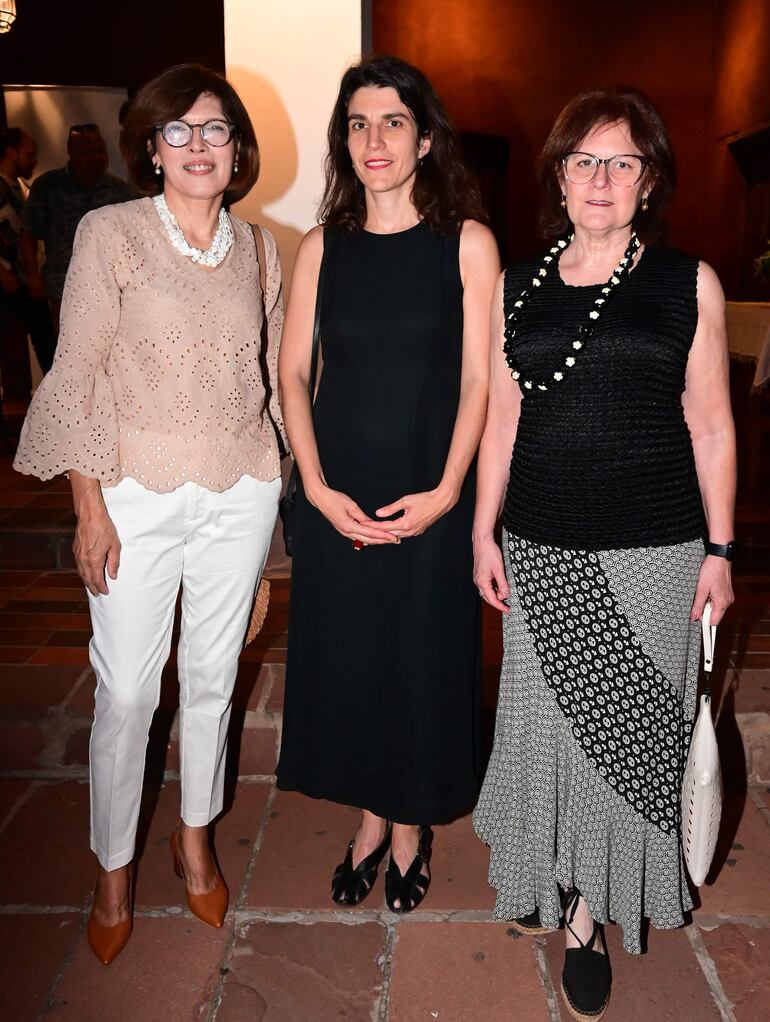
[{"left": 276, "top": 222, "right": 481, "bottom": 824}]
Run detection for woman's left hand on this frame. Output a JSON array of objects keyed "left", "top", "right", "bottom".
[
  {"left": 374, "top": 486, "right": 457, "bottom": 540},
  {"left": 690, "top": 555, "right": 734, "bottom": 625}
]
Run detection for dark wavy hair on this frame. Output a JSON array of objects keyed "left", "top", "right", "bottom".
[
  {"left": 319, "top": 55, "right": 486, "bottom": 234},
  {"left": 120, "top": 63, "right": 259, "bottom": 205},
  {"left": 538, "top": 86, "right": 675, "bottom": 244}
]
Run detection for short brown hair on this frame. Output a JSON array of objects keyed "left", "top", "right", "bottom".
[
  {"left": 538, "top": 86, "right": 675, "bottom": 243},
  {"left": 120, "top": 63, "right": 259, "bottom": 205},
  {"left": 320, "top": 55, "right": 487, "bottom": 234}
]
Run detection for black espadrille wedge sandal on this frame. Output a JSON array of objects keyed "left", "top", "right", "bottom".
[
  {"left": 561, "top": 888, "right": 612, "bottom": 1022},
  {"left": 511, "top": 885, "right": 569, "bottom": 935},
  {"left": 510, "top": 908, "right": 554, "bottom": 935}
]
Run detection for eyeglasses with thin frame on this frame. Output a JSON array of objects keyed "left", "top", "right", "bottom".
[
  {"left": 563, "top": 151, "right": 649, "bottom": 187},
  {"left": 157, "top": 119, "right": 236, "bottom": 148}
]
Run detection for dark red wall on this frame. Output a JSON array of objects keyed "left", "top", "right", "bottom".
[
  {"left": 707, "top": 0, "right": 770, "bottom": 295},
  {"left": 373, "top": 0, "right": 767, "bottom": 295},
  {"left": 3, "top": 1, "right": 768, "bottom": 296}
]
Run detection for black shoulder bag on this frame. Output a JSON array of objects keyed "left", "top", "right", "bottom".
[{"left": 278, "top": 228, "right": 336, "bottom": 556}]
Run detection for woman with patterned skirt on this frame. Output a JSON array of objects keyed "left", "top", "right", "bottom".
[{"left": 472, "top": 87, "right": 736, "bottom": 1021}]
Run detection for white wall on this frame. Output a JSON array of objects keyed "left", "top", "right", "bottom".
[{"left": 224, "top": 0, "right": 363, "bottom": 286}]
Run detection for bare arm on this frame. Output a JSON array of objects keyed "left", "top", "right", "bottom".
[
  {"left": 472, "top": 271, "right": 521, "bottom": 613},
  {"left": 375, "top": 219, "right": 500, "bottom": 537},
  {"left": 277, "top": 227, "right": 397, "bottom": 546},
  {"left": 681, "top": 260, "right": 737, "bottom": 625},
  {"left": 259, "top": 227, "right": 288, "bottom": 450}
]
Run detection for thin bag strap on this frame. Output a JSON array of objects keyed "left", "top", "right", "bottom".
[
  {"left": 251, "top": 223, "right": 270, "bottom": 420},
  {"left": 251, "top": 222, "right": 267, "bottom": 304}
]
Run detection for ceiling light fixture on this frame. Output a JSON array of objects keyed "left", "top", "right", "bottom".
[{"left": 0, "top": 1, "right": 17, "bottom": 34}]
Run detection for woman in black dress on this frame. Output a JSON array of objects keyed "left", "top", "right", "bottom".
[
  {"left": 277, "top": 56, "right": 499, "bottom": 911},
  {"left": 473, "top": 88, "right": 735, "bottom": 1020}
]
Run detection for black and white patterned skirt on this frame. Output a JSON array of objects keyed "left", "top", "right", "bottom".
[{"left": 473, "top": 533, "right": 703, "bottom": 954}]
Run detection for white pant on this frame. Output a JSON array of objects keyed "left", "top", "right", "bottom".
[{"left": 87, "top": 474, "right": 280, "bottom": 870}]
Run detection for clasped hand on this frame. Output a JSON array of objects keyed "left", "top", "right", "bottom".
[{"left": 311, "top": 484, "right": 455, "bottom": 545}]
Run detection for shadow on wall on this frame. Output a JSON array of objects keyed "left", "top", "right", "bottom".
[{"left": 227, "top": 66, "right": 305, "bottom": 286}]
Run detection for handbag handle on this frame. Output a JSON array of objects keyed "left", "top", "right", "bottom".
[{"left": 701, "top": 600, "right": 717, "bottom": 696}]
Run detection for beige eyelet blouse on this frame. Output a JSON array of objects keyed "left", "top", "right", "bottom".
[{"left": 13, "top": 196, "right": 287, "bottom": 493}]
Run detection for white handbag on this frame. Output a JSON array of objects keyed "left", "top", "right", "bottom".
[{"left": 681, "top": 601, "right": 722, "bottom": 886}]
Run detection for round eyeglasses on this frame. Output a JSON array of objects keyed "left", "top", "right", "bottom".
[
  {"left": 563, "top": 152, "right": 649, "bottom": 187},
  {"left": 157, "top": 119, "right": 236, "bottom": 148}
]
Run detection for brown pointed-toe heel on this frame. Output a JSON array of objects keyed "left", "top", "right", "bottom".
[
  {"left": 170, "top": 825, "right": 229, "bottom": 928},
  {"left": 87, "top": 865, "right": 134, "bottom": 966}
]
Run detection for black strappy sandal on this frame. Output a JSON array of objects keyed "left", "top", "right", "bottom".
[
  {"left": 561, "top": 888, "right": 612, "bottom": 1022},
  {"left": 331, "top": 825, "right": 392, "bottom": 906},
  {"left": 385, "top": 825, "right": 433, "bottom": 914}
]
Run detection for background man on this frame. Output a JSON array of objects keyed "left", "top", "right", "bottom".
[
  {"left": 21, "top": 123, "right": 132, "bottom": 333},
  {"left": 0, "top": 127, "right": 57, "bottom": 376}
]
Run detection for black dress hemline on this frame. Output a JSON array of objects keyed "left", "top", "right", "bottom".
[{"left": 275, "top": 774, "right": 480, "bottom": 827}]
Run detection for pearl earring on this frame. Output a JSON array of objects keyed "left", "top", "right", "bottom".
[
  {"left": 560, "top": 193, "right": 567, "bottom": 209},
  {"left": 154, "top": 164, "right": 162, "bottom": 176},
  {"left": 641, "top": 196, "right": 649, "bottom": 211},
  {"left": 233, "top": 159, "right": 239, "bottom": 174}
]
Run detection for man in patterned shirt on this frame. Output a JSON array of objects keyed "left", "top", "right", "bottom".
[
  {"left": 0, "top": 127, "right": 58, "bottom": 374},
  {"left": 21, "top": 124, "right": 132, "bottom": 332}
]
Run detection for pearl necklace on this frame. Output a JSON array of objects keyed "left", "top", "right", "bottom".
[
  {"left": 152, "top": 193, "right": 234, "bottom": 268},
  {"left": 504, "top": 232, "right": 642, "bottom": 393}
]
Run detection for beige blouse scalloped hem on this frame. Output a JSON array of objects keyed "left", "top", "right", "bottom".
[{"left": 13, "top": 197, "right": 287, "bottom": 494}]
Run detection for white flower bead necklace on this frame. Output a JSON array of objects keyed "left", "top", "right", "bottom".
[
  {"left": 503, "top": 231, "right": 642, "bottom": 393},
  {"left": 153, "top": 193, "right": 234, "bottom": 268}
]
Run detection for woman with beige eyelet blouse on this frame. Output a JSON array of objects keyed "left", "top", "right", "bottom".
[{"left": 13, "top": 64, "right": 285, "bottom": 966}]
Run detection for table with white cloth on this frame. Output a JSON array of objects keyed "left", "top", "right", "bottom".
[{"left": 725, "top": 301, "right": 770, "bottom": 493}]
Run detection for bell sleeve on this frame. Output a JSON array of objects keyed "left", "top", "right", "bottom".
[
  {"left": 260, "top": 226, "right": 289, "bottom": 453},
  {"left": 13, "top": 208, "right": 122, "bottom": 482}
]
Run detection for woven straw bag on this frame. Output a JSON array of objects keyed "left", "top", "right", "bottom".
[
  {"left": 681, "top": 601, "right": 722, "bottom": 887},
  {"left": 245, "top": 578, "right": 270, "bottom": 646}
]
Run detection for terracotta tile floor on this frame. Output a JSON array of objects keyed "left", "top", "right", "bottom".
[{"left": 0, "top": 448, "right": 769, "bottom": 1019}]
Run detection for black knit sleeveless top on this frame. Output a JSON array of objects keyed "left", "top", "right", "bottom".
[{"left": 502, "top": 245, "right": 704, "bottom": 550}]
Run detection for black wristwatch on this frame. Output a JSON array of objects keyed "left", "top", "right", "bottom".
[{"left": 706, "top": 540, "right": 736, "bottom": 561}]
